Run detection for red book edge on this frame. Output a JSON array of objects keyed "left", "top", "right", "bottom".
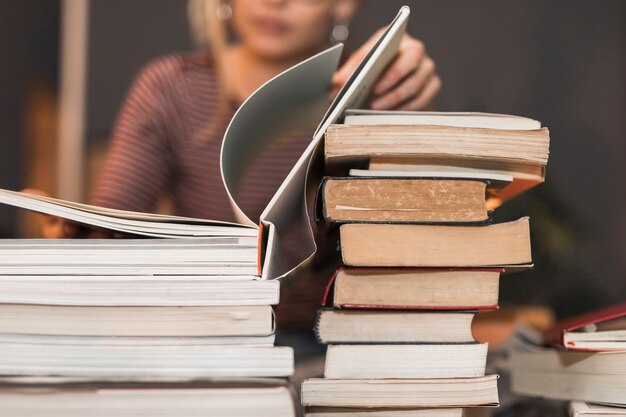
[
  {"left": 321, "top": 266, "right": 505, "bottom": 310},
  {"left": 338, "top": 303, "right": 499, "bottom": 311},
  {"left": 543, "top": 301, "right": 626, "bottom": 349},
  {"left": 321, "top": 268, "right": 340, "bottom": 306},
  {"left": 256, "top": 222, "right": 264, "bottom": 278}
]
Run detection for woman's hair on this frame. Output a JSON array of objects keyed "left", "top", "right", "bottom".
[
  {"left": 188, "top": 0, "right": 227, "bottom": 52},
  {"left": 187, "top": 0, "right": 231, "bottom": 139}
]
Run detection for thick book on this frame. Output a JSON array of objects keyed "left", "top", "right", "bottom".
[
  {"left": 0, "top": 238, "right": 258, "bottom": 276},
  {"left": 511, "top": 343, "right": 626, "bottom": 406},
  {"left": 324, "top": 267, "right": 501, "bottom": 310},
  {"left": 0, "top": 275, "right": 279, "bottom": 306},
  {"left": 345, "top": 169, "right": 512, "bottom": 212},
  {"left": 325, "top": 111, "right": 550, "bottom": 206},
  {"left": 543, "top": 302, "right": 626, "bottom": 352},
  {"left": 301, "top": 375, "right": 499, "bottom": 408},
  {"left": 324, "top": 124, "right": 548, "bottom": 166},
  {"left": 0, "top": 6, "right": 412, "bottom": 281},
  {"left": 320, "top": 177, "right": 490, "bottom": 223},
  {"left": 570, "top": 402, "right": 626, "bottom": 416},
  {"left": 339, "top": 218, "right": 531, "bottom": 267},
  {"left": 0, "top": 379, "right": 296, "bottom": 417},
  {"left": 0, "top": 342, "right": 294, "bottom": 378},
  {"left": 0, "top": 304, "right": 274, "bottom": 337},
  {"left": 0, "top": 333, "right": 276, "bottom": 347},
  {"left": 324, "top": 343, "right": 488, "bottom": 378},
  {"left": 315, "top": 309, "right": 475, "bottom": 344}
]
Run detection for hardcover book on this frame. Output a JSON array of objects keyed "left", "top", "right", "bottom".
[
  {"left": 542, "top": 302, "right": 626, "bottom": 352},
  {"left": 338, "top": 218, "right": 532, "bottom": 268},
  {"left": 301, "top": 375, "right": 499, "bottom": 408},
  {"left": 322, "top": 267, "right": 502, "bottom": 310}
]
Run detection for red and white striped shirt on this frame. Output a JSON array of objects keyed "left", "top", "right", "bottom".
[{"left": 91, "top": 52, "right": 314, "bottom": 223}]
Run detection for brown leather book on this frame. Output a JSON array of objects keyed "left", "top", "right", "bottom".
[
  {"left": 321, "top": 177, "right": 490, "bottom": 223},
  {"left": 339, "top": 217, "right": 532, "bottom": 268}
]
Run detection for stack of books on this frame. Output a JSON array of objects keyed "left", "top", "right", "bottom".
[
  {"left": 512, "top": 303, "right": 626, "bottom": 415},
  {"left": 0, "top": 9, "right": 413, "bottom": 414},
  {"left": 301, "top": 110, "right": 551, "bottom": 416},
  {"left": 0, "top": 212, "right": 296, "bottom": 416}
]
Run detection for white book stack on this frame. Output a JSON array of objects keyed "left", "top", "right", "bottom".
[{"left": 0, "top": 230, "right": 295, "bottom": 416}]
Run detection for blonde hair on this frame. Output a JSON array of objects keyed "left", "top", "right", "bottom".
[
  {"left": 187, "top": 0, "right": 231, "bottom": 138},
  {"left": 188, "top": 0, "right": 227, "bottom": 51}
]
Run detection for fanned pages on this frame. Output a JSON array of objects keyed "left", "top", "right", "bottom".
[{"left": 0, "top": 189, "right": 255, "bottom": 238}]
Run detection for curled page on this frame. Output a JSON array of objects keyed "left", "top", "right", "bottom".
[
  {"left": 221, "top": 6, "right": 411, "bottom": 279},
  {"left": 220, "top": 45, "right": 344, "bottom": 227}
]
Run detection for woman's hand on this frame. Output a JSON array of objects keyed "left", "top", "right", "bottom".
[
  {"left": 332, "top": 29, "right": 441, "bottom": 111},
  {"left": 21, "top": 188, "right": 115, "bottom": 239}
]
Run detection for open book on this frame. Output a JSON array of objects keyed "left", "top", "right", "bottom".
[{"left": 0, "top": 6, "right": 411, "bottom": 280}]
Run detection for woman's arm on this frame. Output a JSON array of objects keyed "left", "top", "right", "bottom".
[
  {"left": 333, "top": 30, "right": 441, "bottom": 111},
  {"left": 89, "top": 57, "right": 177, "bottom": 212}
]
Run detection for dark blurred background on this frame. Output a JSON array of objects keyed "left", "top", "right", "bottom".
[{"left": 0, "top": 0, "right": 624, "bottom": 317}]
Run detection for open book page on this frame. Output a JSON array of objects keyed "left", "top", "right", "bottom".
[
  {"left": 257, "top": 6, "right": 410, "bottom": 279},
  {"left": 0, "top": 189, "right": 255, "bottom": 238},
  {"left": 0, "top": 46, "right": 343, "bottom": 238},
  {"left": 220, "top": 44, "right": 344, "bottom": 227}
]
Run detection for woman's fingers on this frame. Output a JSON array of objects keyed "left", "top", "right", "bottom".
[
  {"left": 20, "top": 187, "right": 125, "bottom": 239},
  {"left": 372, "top": 37, "right": 425, "bottom": 96},
  {"left": 332, "top": 28, "right": 440, "bottom": 111},
  {"left": 371, "top": 55, "right": 436, "bottom": 110},
  {"left": 41, "top": 217, "right": 88, "bottom": 239},
  {"left": 398, "top": 74, "right": 442, "bottom": 111},
  {"left": 332, "top": 28, "right": 387, "bottom": 88}
]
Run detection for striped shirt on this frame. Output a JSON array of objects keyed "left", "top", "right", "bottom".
[
  {"left": 91, "top": 53, "right": 314, "bottom": 223},
  {"left": 90, "top": 53, "right": 328, "bottom": 329}
]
